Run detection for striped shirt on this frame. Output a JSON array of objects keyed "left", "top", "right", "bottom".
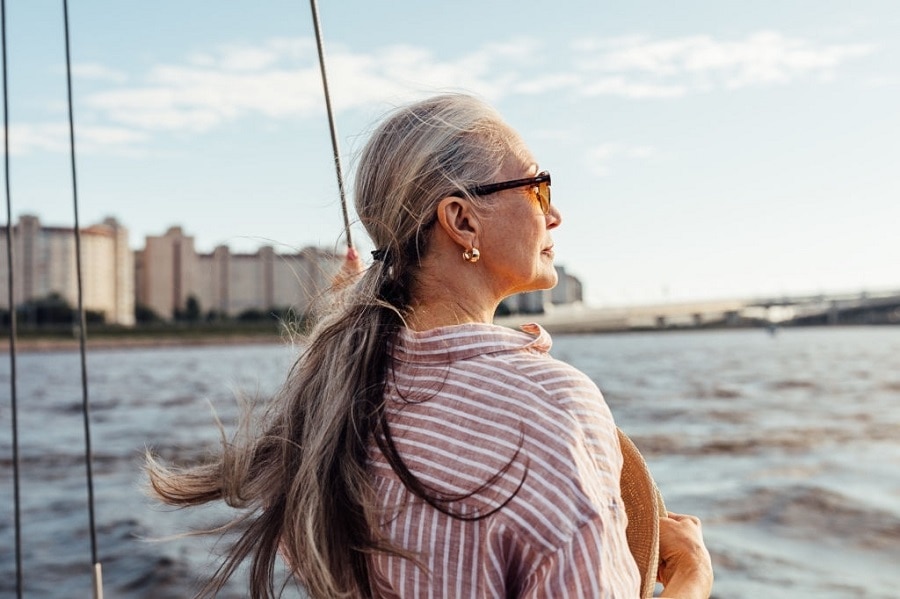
[{"left": 367, "top": 323, "right": 640, "bottom": 598}]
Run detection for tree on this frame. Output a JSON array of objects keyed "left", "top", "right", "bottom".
[
  {"left": 12, "top": 292, "right": 105, "bottom": 326},
  {"left": 174, "top": 295, "right": 202, "bottom": 322},
  {"left": 135, "top": 303, "right": 161, "bottom": 323},
  {"left": 236, "top": 308, "right": 267, "bottom": 321}
]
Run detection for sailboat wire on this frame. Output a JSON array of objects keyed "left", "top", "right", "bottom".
[
  {"left": 1, "top": 1, "right": 24, "bottom": 597},
  {"left": 309, "top": 0, "right": 353, "bottom": 249},
  {"left": 61, "top": 1, "right": 104, "bottom": 597}
]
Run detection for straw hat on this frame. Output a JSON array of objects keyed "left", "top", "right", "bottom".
[{"left": 617, "top": 427, "right": 667, "bottom": 599}]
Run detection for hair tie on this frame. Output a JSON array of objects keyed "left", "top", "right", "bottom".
[{"left": 371, "top": 248, "right": 387, "bottom": 261}]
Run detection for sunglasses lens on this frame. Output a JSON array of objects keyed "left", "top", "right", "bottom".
[{"left": 537, "top": 181, "right": 551, "bottom": 213}]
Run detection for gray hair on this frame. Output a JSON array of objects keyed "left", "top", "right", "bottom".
[
  {"left": 357, "top": 94, "right": 525, "bottom": 273},
  {"left": 146, "top": 93, "right": 526, "bottom": 598}
]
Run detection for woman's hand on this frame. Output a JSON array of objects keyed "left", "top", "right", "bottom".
[
  {"left": 657, "top": 512, "right": 714, "bottom": 599},
  {"left": 332, "top": 246, "right": 365, "bottom": 289}
]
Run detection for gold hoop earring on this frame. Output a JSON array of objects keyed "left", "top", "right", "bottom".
[{"left": 462, "top": 247, "right": 480, "bottom": 263}]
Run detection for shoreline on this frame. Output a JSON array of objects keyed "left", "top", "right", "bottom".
[
  {"left": 1, "top": 333, "right": 287, "bottom": 354},
  {"left": 5, "top": 322, "right": 895, "bottom": 354}
]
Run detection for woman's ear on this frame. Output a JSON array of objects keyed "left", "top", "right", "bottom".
[{"left": 435, "top": 196, "right": 480, "bottom": 249}]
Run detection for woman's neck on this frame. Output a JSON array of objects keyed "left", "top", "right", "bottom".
[
  {"left": 405, "top": 267, "right": 499, "bottom": 331},
  {"left": 405, "top": 295, "right": 497, "bottom": 331}
]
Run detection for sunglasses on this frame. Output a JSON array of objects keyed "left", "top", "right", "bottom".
[{"left": 462, "top": 170, "right": 552, "bottom": 214}]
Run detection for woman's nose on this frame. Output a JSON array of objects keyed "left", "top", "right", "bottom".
[{"left": 546, "top": 203, "right": 562, "bottom": 229}]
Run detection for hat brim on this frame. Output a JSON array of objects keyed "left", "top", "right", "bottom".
[{"left": 618, "top": 427, "right": 667, "bottom": 599}]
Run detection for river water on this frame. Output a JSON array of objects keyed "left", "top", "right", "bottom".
[{"left": 1, "top": 326, "right": 898, "bottom": 598}]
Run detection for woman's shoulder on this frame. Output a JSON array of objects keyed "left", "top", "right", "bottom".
[
  {"left": 390, "top": 340, "right": 621, "bottom": 497},
  {"left": 392, "top": 323, "right": 614, "bottom": 453},
  {"left": 384, "top": 322, "right": 622, "bottom": 521},
  {"left": 476, "top": 334, "right": 606, "bottom": 423}
]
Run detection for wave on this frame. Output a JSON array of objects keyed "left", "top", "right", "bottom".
[
  {"left": 714, "top": 484, "right": 900, "bottom": 551},
  {"left": 631, "top": 422, "right": 900, "bottom": 457}
]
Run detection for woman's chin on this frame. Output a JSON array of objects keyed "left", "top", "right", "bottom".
[{"left": 533, "top": 272, "right": 559, "bottom": 291}]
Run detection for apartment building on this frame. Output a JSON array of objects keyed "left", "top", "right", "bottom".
[
  {"left": 1, "top": 216, "right": 579, "bottom": 325},
  {"left": 0, "top": 215, "right": 135, "bottom": 325},
  {"left": 135, "top": 226, "right": 341, "bottom": 320},
  {"left": 551, "top": 265, "right": 584, "bottom": 306},
  {"left": 501, "top": 265, "right": 584, "bottom": 314}
]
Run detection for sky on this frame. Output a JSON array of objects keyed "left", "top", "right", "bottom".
[{"left": 2, "top": 0, "right": 898, "bottom": 306}]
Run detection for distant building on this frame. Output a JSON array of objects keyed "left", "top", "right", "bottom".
[
  {"left": 500, "top": 265, "right": 584, "bottom": 315},
  {"left": 0, "top": 215, "right": 135, "bottom": 325},
  {"left": 504, "top": 289, "right": 547, "bottom": 314},
  {"left": 135, "top": 226, "right": 341, "bottom": 320},
  {"left": 551, "top": 266, "right": 583, "bottom": 306}
]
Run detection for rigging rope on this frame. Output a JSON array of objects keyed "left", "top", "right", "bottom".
[
  {"left": 1, "top": 1, "right": 23, "bottom": 596},
  {"left": 61, "top": 1, "right": 104, "bottom": 596},
  {"left": 309, "top": 0, "right": 353, "bottom": 249}
]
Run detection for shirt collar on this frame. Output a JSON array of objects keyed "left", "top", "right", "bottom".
[{"left": 392, "top": 322, "right": 552, "bottom": 364}]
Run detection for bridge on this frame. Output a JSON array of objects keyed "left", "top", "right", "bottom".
[
  {"left": 495, "top": 290, "right": 900, "bottom": 334},
  {"left": 749, "top": 291, "right": 900, "bottom": 326}
]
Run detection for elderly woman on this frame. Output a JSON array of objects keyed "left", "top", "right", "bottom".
[{"left": 148, "top": 94, "right": 713, "bottom": 598}]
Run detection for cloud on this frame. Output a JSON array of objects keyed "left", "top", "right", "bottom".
[
  {"left": 83, "top": 30, "right": 872, "bottom": 135},
  {"left": 863, "top": 74, "right": 899, "bottom": 88},
  {"left": 6, "top": 124, "right": 69, "bottom": 154},
  {"left": 72, "top": 62, "right": 128, "bottom": 83},
  {"left": 571, "top": 31, "right": 874, "bottom": 96},
  {"left": 586, "top": 142, "right": 658, "bottom": 177},
  {"left": 79, "top": 37, "right": 535, "bottom": 134},
  {"left": 514, "top": 74, "right": 583, "bottom": 95},
  {"left": 76, "top": 125, "right": 150, "bottom": 149},
  {"left": 15, "top": 30, "right": 875, "bottom": 154},
  {"left": 87, "top": 66, "right": 322, "bottom": 131},
  {"left": 581, "top": 76, "right": 687, "bottom": 99},
  {"left": 4, "top": 123, "right": 148, "bottom": 155}
]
